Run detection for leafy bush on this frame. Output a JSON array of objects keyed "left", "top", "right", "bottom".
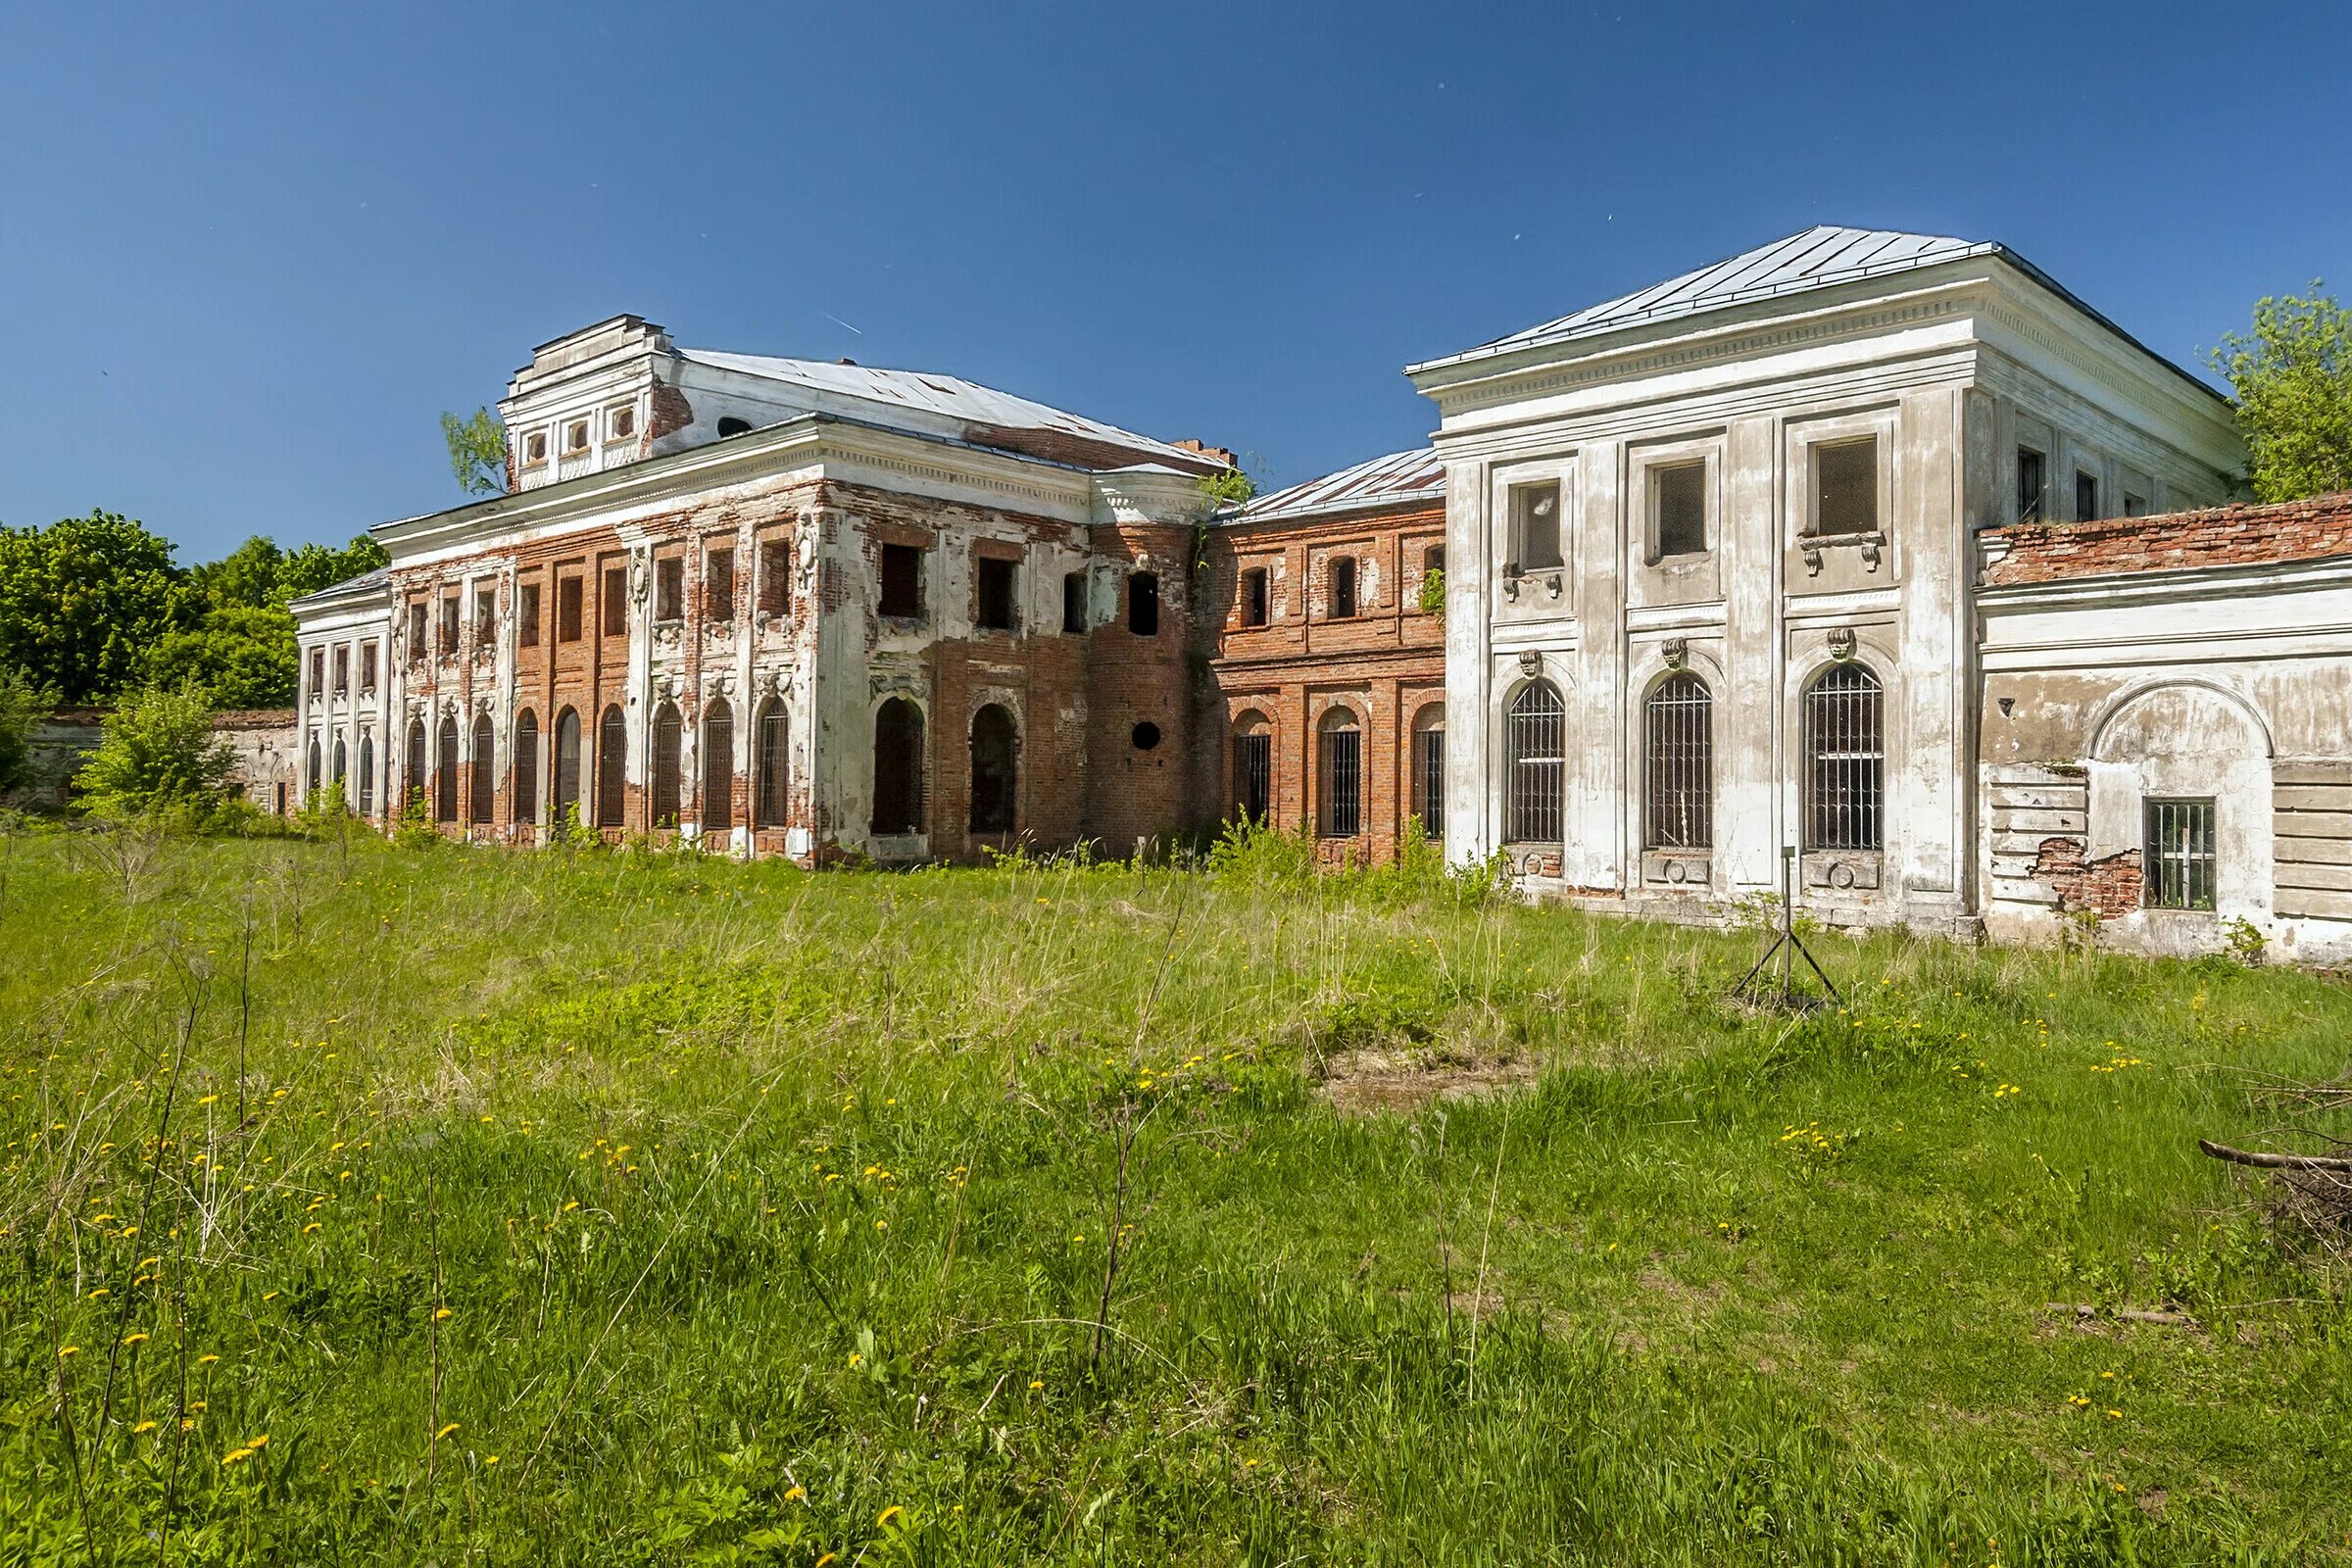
[
  {"left": 71, "top": 682, "right": 239, "bottom": 824},
  {"left": 0, "top": 662, "right": 58, "bottom": 793}
]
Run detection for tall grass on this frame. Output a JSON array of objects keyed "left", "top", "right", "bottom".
[{"left": 1, "top": 825, "right": 2346, "bottom": 1565}]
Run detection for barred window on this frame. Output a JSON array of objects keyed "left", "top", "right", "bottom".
[
  {"left": 435, "top": 716, "right": 459, "bottom": 823},
  {"left": 332, "top": 736, "right": 346, "bottom": 783},
  {"left": 2143, "top": 798, "right": 2217, "bottom": 910},
  {"left": 553, "top": 709, "right": 581, "bottom": 822},
  {"left": 651, "top": 704, "right": 683, "bottom": 827},
  {"left": 1803, "top": 663, "right": 1883, "bottom": 851},
  {"left": 406, "top": 721, "right": 425, "bottom": 813},
  {"left": 756, "top": 702, "right": 789, "bottom": 829},
  {"left": 597, "top": 705, "right": 627, "bottom": 827},
  {"left": 356, "top": 735, "right": 375, "bottom": 817},
  {"left": 1411, "top": 706, "right": 1446, "bottom": 840},
  {"left": 1318, "top": 709, "right": 1361, "bottom": 839},
  {"left": 1232, "top": 714, "right": 1271, "bottom": 824},
  {"left": 1642, "top": 673, "right": 1713, "bottom": 850},
  {"left": 469, "top": 713, "right": 495, "bottom": 824},
  {"left": 1506, "top": 681, "right": 1564, "bottom": 845},
  {"left": 308, "top": 736, "right": 321, "bottom": 792},
  {"left": 514, "top": 710, "right": 539, "bottom": 826},
  {"left": 704, "top": 699, "right": 733, "bottom": 833}
]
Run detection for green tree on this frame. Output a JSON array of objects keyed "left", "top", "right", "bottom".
[
  {"left": 0, "top": 664, "right": 58, "bottom": 792},
  {"left": 0, "top": 512, "right": 191, "bottom": 703},
  {"left": 442, "top": 407, "right": 509, "bottom": 496},
  {"left": 73, "top": 682, "right": 239, "bottom": 822},
  {"left": 2210, "top": 285, "right": 2352, "bottom": 503},
  {"left": 141, "top": 533, "right": 387, "bottom": 706}
]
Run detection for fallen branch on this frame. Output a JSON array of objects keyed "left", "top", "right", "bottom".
[
  {"left": 2198, "top": 1139, "right": 2352, "bottom": 1174},
  {"left": 2045, "top": 1301, "right": 2197, "bottom": 1328}
]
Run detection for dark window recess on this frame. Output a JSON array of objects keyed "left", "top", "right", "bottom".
[
  {"left": 1062, "top": 570, "right": 1088, "bottom": 634},
  {"left": 331, "top": 737, "right": 344, "bottom": 782},
  {"left": 1241, "top": 566, "right": 1269, "bottom": 627},
  {"left": 1816, "top": 438, "right": 1879, "bottom": 535},
  {"left": 356, "top": 736, "right": 374, "bottom": 816},
  {"left": 2124, "top": 493, "right": 2148, "bottom": 517},
  {"left": 1642, "top": 673, "right": 1713, "bottom": 851},
  {"left": 703, "top": 701, "right": 734, "bottom": 832},
  {"left": 2018, "top": 448, "right": 2046, "bottom": 522},
  {"left": 1131, "top": 721, "right": 1161, "bottom": 752},
  {"left": 553, "top": 710, "right": 581, "bottom": 821},
  {"left": 2076, "top": 470, "right": 2100, "bottom": 521},
  {"left": 651, "top": 706, "right": 683, "bottom": 827},
  {"left": 514, "top": 712, "right": 540, "bottom": 826},
  {"left": 707, "top": 548, "right": 735, "bottom": 622},
  {"left": 404, "top": 722, "right": 424, "bottom": 811},
  {"left": 597, "top": 706, "right": 627, "bottom": 827},
  {"left": 757, "top": 703, "right": 789, "bottom": 828},
  {"left": 440, "top": 595, "right": 461, "bottom": 652},
  {"left": 361, "top": 642, "right": 377, "bottom": 690},
  {"left": 879, "top": 544, "right": 924, "bottom": 618},
  {"left": 871, "top": 698, "right": 924, "bottom": 835},
  {"left": 469, "top": 715, "right": 495, "bottom": 824},
  {"left": 1804, "top": 663, "right": 1884, "bottom": 851},
  {"left": 310, "top": 648, "right": 324, "bottom": 694},
  {"left": 1128, "top": 572, "right": 1159, "bottom": 636},
  {"left": 517, "top": 583, "right": 541, "bottom": 648},
  {"left": 1234, "top": 728, "right": 1271, "bottom": 822},
  {"left": 969, "top": 705, "right": 1017, "bottom": 833},
  {"left": 655, "top": 558, "right": 684, "bottom": 622},
  {"left": 759, "top": 538, "right": 790, "bottom": 615},
  {"left": 1329, "top": 558, "right": 1357, "bottom": 619},
  {"left": 1318, "top": 714, "right": 1362, "bottom": 838},
  {"left": 1653, "top": 462, "right": 1707, "bottom": 558},
  {"left": 1511, "top": 481, "right": 1562, "bottom": 571},
  {"left": 716, "top": 416, "right": 753, "bottom": 438},
  {"left": 1507, "top": 681, "right": 1565, "bottom": 844},
  {"left": 976, "top": 557, "right": 1018, "bottom": 631},
  {"left": 473, "top": 587, "right": 496, "bottom": 641},
  {"left": 307, "top": 737, "right": 320, "bottom": 791},
  {"left": 332, "top": 646, "right": 348, "bottom": 694},
  {"left": 558, "top": 577, "right": 583, "bottom": 642},
  {"left": 602, "top": 567, "right": 628, "bottom": 636},
  {"left": 2144, "top": 798, "right": 2217, "bottom": 910},
  {"left": 407, "top": 604, "right": 427, "bottom": 664},
  {"left": 1412, "top": 719, "right": 1446, "bottom": 839},
  {"left": 435, "top": 716, "right": 459, "bottom": 823}
]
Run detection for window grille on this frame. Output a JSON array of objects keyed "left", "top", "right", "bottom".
[
  {"left": 514, "top": 712, "right": 539, "bottom": 826},
  {"left": 1412, "top": 718, "right": 1446, "bottom": 840},
  {"left": 757, "top": 704, "right": 789, "bottom": 828},
  {"left": 1318, "top": 713, "right": 1361, "bottom": 838},
  {"left": 308, "top": 737, "right": 320, "bottom": 791},
  {"left": 356, "top": 736, "right": 374, "bottom": 817},
  {"left": 2143, "top": 798, "right": 2217, "bottom": 910},
  {"left": 704, "top": 701, "right": 733, "bottom": 832},
  {"left": 1506, "top": 681, "right": 1564, "bottom": 844},
  {"left": 650, "top": 705, "right": 682, "bottom": 827},
  {"left": 1803, "top": 663, "right": 1883, "bottom": 851},
  {"left": 553, "top": 710, "right": 580, "bottom": 821},
  {"left": 332, "top": 737, "right": 346, "bottom": 783},
  {"left": 435, "top": 716, "right": 459, "bottom": 823},
  {"left": 1642, "top": 673, "right": 1713, "bottom": 850},
  {"left": 469, "top": 715, "right": 495, "bottom": 824},
  {"left": 1234, "top": 728, "right": 1271, "bottom": 823},
  {"left": 597, "top": 706, "right": 627, "bottom": 827},
  {"left": 406, "top": 721, "right": 425, "bottom": 812}
]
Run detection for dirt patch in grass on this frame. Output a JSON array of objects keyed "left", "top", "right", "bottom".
[{"left": 1314, "top": 1044, "right": 1541, "bottom": 1114}]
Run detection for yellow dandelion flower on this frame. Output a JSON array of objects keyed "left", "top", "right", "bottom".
[
  {"left": 1028, "top": 1379, "right": 1044, "bottom": 1391},
  {"left": 222, "top": 1447, "right": 253, "bottom": 1466},
  {"left": 132, "top": 1420, "right": 158, "bottom": 1434},
  {"left": 785, "top": 1485, "right": 807, "bottom": 1501},
  {"left": 436, "top": 1422, "right": 460, "bottom": 1441},
  {"left": 433, "top": 1307, "right": 454, "bottom": 1322},
  {"left": 198, "top": 1353, "right": 220, "bottom": 1365},
  {"left": 877, "top": 1505, "right": 904, "bottom": 1528},
  {"left": 57, "top": 1346, "right": 77, "bottom": 1359},
  {"left": 122, "top": 1332, "right": 150, "bottom": 1347},
  {"left": 484, "top": 1455, "right": 500, "bottom": 1466}
]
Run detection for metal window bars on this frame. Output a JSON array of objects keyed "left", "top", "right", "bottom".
[
  {"left": 1319, "top": 720, "right": 1361, "bottom": 838},
  {"left": 1643, "top": 673, "right": 1712, "bottom": 849},
  {"left": 2143, "top": 798, "right": 2217, "bottom": 910},
  {"left": 1507, "top": 681, "right": 1564, "bottom": 845},
  {"left": 1234, "top": 730, "right": 1271, "bottom": 823},
  {"left": 1804, "top": 664, "right": 1883, "bottom": 851},
  {"left": 1413, "top": 725, "right": 1446, "bottom": 840}
]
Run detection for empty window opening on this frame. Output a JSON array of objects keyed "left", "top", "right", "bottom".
[
  {"left": 1062, "top": 570, "right": 1088, "bottom": 634},
  {"left": 310, "top": 648, "right": 324, "bottom": 698},
  {"left": 514, "top": 583, "right": 539, "bottom": 649},
  {"left": 1653, "top": 461, "right": 1707, "bottom": 559},
  {"left": 1815, "top": 438, "right": 1879, "bottom": 536},
  {"left": 2143, "top": 798, "right": 2217, "bottom": 910},
  {"left": 405, "top": 721, "right": 425, "bottom": 814},
  {"left": 716, "top": 416, "right": 753, "bottom": 438},
  {"left": 469, "top": 714, "right": 495, "bottom": 824},
  {"left": 655, "top": 558, "right": 684, "bottom": 623},
  {"left": 704, "top": 700, "right": 734, "bottom": 833},
  {"left": 332, "top": 646, "right": 349, "bottom": 694},
  {"left": 1128, "top": 571, "right": 1160, "bottom": 636},
  {"left": 759, "top": 537, "right": 791, "bottom": 616},
  {"left": 756, "top": 702, "right": 789, "bottom": 828},
  {"left": 564, "top": 419, "right": 590, "bottom": 455},
  {"left": 356, "top": 735, "right": 375, "bottom": 817},
  {"left": 407, "top": 603, "right": 427, "bottom": 665},
  {"left": 1804, "top": 662, "right": 1884, "bottom": 851},
  {"left": 523, "top": 429, "right": 549, "bottom": 466},
  {"left": 2018, "top": 447, "right": 2046, "bottom": 522},
  {"left": 1412, "top": 708, "right": 1446, "bottom": 840},
  {"left": 707, "top": 547, "right": 735, "bottom": 623},
  {"left": 2076, "top": 470, "right": 2101, "bottom": 521},
  {"left": 440, "top": 594, "right": 461, "bottom": 653},
  {"left": 1233, "top": 715, "right": 1271, "bottom": 823},
  {"left": 469, "top": 587, "right": 492, "bottom": 644},
  {"left": 1241, "top": 566, "right": 1269, "bottom": 627},
  {"left": 514, "top": 710, "right": 540, "bottom": 826},
  {"left": 976, "top": 557, "right": 1019, "bottom": 632},
  {"left": 2124, "top": 492, "right": 2148, "bottom": 517},
  {"left": 969, "top": 704, "right": 1018, "bottom": 834},
  {"left": 602, "top": 566, "right": 627, "bottom": 636},
  {"left": 1329, "top": 558, "right": 1358, "bottom": 619},
  {"left": 435, "top": 716, "right": 459, "bottom": 824},
  {"left": 1131, "top": 720, "right": 1161, "bottom": 752},
  {"left": 597, "top": 706, "right": 627, "bottom": 828},
  {"left": 1506, "top": 681, "right": 1565, "bottom": 845},
  {"left": 650, "top": 704, "right": 683, "bottom": 828},
  {"left": 1510, "top": 481, "right": 1563, "bottom": 572},
  {"left": 1642, "top": 673, "right": 1713, "bottom": 851},
  {"left": 558, "top": 576, "right": 584, "bottom": 642},
  {"left": 879, "top": 544, "right": 924, "bottom": 618},
  {"left": 871, "top": 698, "right": 925, "bottom": 836},
  {"left": 609, "top": 404, "right": 637, "bottom": 441},
  {"left": 1318, "top": 709, "right": 1362, "bottom": 839},
  {"left": 362, "top": 642, "right": 378, "bottom": 690},
  {"left": 553, "top": 709, "right": 581, "bottom": 823}
]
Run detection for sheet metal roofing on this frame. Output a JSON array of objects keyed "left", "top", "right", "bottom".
[
  {"left": 677, "top": 349, "right": 1220, "bottom": 472},
  {"left": 1241, "top": 447, "right": 1446, "bottom": 523},
  {"left": 287, "top": 564, "right": 389, "bottom": 608}
]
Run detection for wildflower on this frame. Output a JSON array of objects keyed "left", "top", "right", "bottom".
[
  {"left": 484, "top": 1455, "right": 500, "bottom": 1466},
  {"left": 1029, "top": 1379, "right": 1044, "bottom": 1391},
  {"left": 303, "top": 1222, "right": 320, "bottom": 1234},
  {"left": 877, "top": 1506, "right": 904, "bottom": 1528},
  {"left": 785, "top": 1485, "right": 807, "bottom": 1501},
  {"left": 433, "top": 1307, "right": 454, "bottom": 1322},
  {"left": 132, "top": 1420, "right": 158, "bottom": 1433},
  {"left": 198, "top": 1354, "right": 220, "bottom": 1365},
  {"left": 222, "top": 1447, "right": 254, "bottom": 1466},
  {"left": 815, "top": 1555, "right": 838, "bottom": 1567},
  {"left": 436, "top": 1422, "right": 461, "bottom": 1441},
  {"left": 198, "top": 1094, "right": 220, "bottom": 1105},
  {"left": 58, "top": 1346, "right": 78, "bottom": 1359},
  {"left": 122, "top": 1332, "right": 150, "bottom": 1347}
]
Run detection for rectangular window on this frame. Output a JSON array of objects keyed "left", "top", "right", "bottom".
[
  {"left": 332, "top": 646, "right": 349, "bottom": 694},
  {"left": 360, "top": 642, "right": 377, "bottom": 690},
  {"left": 2143, "top": 798, "right": 2217, "bottom": 910},
  {"left": 565, "top": 418, "right": 591, "bottom": 455},
  {"left": 759, "top": 537, "right": 790, "bottom": 616},
  {"left": 1062, "top": 570, "right": 1088, "bottom": 634},
  {"left": 878, "top": 544, "right": 923, "bottom": 618},
  {"left": 557, "top": 576, "right": 583, "bottom": 642},
  {"left": 707, "top": 547, "right": 735, "bottom": 623},
  {"left": 473, "top": 586, "right": 496, "bottom": 643},
  {"left": 407, "top": 603, "right": 427, "bottom": 665},
  {"left": 1652, "top": 461, "right": 1707, "bottom": 558},
  {"left": 655, "top": 557, "right": 684, "bottom": 623},
  {"left": 1128, "top": 572, "right": 1160, "bottom": 636},
  {"left": 602, "top": 566, "right": 627, "bottom": 636},
  {"left": 976, "top": 556, "right": 1018, "bottom": 631},
  {"left": 1413, "top": 725, "right": 1445, "bottom": 839},
  {"left": 517, "top": 582, "right": 541, "bottom": 648},
  {"left": 609, "top": 404, "right": 637, "bottom": 441},
  {"left": 1510, "top": 480, "right": 1563, "bottom": 571},
  {"left": 1319, "top": 725, "right": 1361, "bottom": 838},
  {"left": 2077, "top": 470, "right": 2101, "bottom": 520},
  {"left": 309, "top": 647, "right": 324, "bottom": 696},
  {"left": 2018, "top": 448, "right": 2046, "bottom": 522},
  {"left": 1329, "top": 557, "right": 1357, "bottom": 619},
  {"left": 523, "top": 429, "right": 549, "bottom": 466},
  {"left": 1234, "top": 731, "right": 1271, "bottom": 822},
  {"left": 440, "top": 593, "right": 461, "bottom": 653},
  {"left": 1241, "top": 566, "right": 1269, "bottom": 627},
  {"left": 1815, "top": 438, "right": 1879, "bottom": 536}
]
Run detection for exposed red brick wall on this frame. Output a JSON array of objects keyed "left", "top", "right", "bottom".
[
  {"left": 2030, "top": 836, "right": 2143, "bottom": 917},
  {"left": 1983, "top": 491, "right": 2352, "bottom": 585}
]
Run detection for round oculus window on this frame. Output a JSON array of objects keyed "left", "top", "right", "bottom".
[{"left": 1131, "top": 721, "right": 1161, "bottom": 752}]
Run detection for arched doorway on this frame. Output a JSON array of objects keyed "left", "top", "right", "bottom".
[
  {"left": 871, "top": 698, "right": 924, "bottom": 836},
  {"left": 968, "top": 704, "right": 1017, "bottom": 835}
]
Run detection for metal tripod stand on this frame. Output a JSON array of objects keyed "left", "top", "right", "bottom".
[{"left": 1733, "top": 846, "right": 1843, "bottom": 1008}]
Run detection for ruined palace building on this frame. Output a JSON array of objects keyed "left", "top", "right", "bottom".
[{"left": 291, "top": 225, "right": 2352, "bottom": 962}]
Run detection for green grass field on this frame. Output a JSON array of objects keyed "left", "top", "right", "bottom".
[{"left": 3, "top": 825, "right": 2348, "bottom": 1565}]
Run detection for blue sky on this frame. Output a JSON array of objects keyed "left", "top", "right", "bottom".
[{"left": 3, "top": 1, "right": 2347, "bottom": 562}]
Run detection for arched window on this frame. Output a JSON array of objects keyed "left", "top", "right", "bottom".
[
  {"left": 1232, "top": 711, "right": 1271, "bottom": 824},
  {"left": 406, "top": 720, "right": 426, "bottom": 815},
  {"left": 716, "top": 416, "right": 753, "bottom": 438},
  {"left": 1506, "top": 681, "right": 1564, "bottom": 845},
  {"left": 435, "top": 715, "right": 459, "bottom": 823},
  {"left": 514, "top": 711, "right": 540, "bottom": 826},
  {"left": 1804, "top": 663, "right": 1884, "bottom": 851},
  {"left": 356, "top": 735, "right": 375, "bottom": 817},
  {"left": 969, "top": 704, "right": 1017, "bottom": 834},
  {"left": 650, "top": 703, "right": 683, "bottom": 828},
  {"left": 331, "top": 736, "right": 347, "bottom": 783},
  {"left": 307, "top": 737, "right": 321, "bottom": 793},
  {"left": 1128, "top": 571, "right": 1159, "bottom": 636},
  {"left": 1410, "top": 705, "right": 1446, "bottom": 840},
  {"left": 1317, "top": 707, "right": 1362, "bottom": 839},
  {"left": 756, "top": 701, "right": 788, "bottom": 829},
  {"left": 703, "top": 699, "right": 734, "bottom": 834},
  {"left": 470, "top": 713, "right": 496, "bottom": 824},
  {"left": 872, "top": 697, "right": 924, "bottom": 836},
  {"left": 1329, "top": 557, "right": 1358, "bottom": 619},
  {"left": 1643, "top": 673, "right": 1713, "bottom": 851},
  {"left": 553, "top": 709, "right": 581, "bottom": 823},
  {"left": 597, "top": 705, "right": 627, "bottom": 828}
]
